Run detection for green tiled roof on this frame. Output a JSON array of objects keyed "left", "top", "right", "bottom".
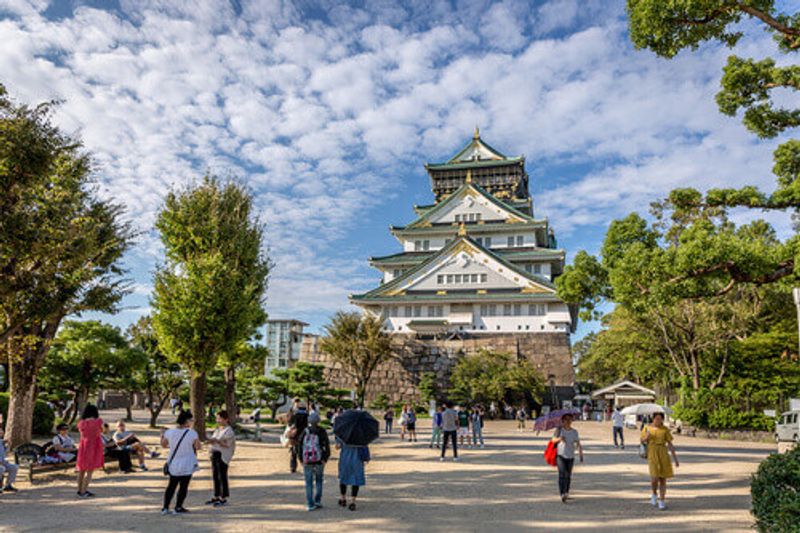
[
  {"left": 391, "top": 220, "right": 547, "bottom": 237},
  {"left": 369, "top": 248, "right": 565, "bottom": 267},
  {"left": 426, "top": 158, "right": 523, "bottom": 171},
  {"left": 351, "top": 235, "right": 557, "bottom": 302},
  {"left": 351, "top": 291, "right": 558, "bottom": 303}
]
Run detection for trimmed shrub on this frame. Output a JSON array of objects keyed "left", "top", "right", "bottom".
[
  {"left": 0, "top": 392, "right": 57, "bottom": 437},
  {"left": 751, "top": 446, "right": 800, "bottom": 532}
]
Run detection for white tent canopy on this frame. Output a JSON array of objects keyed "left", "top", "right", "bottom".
[{"left": 591, "top": 380, "right": 656, "bottom": 407}]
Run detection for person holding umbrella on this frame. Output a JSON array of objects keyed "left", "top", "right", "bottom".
[{"left": 332, "top": 409, "right": 379, "bottom": 511}]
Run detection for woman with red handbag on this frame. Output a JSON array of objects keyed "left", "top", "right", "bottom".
[{"left": 551, "top": 413, "right": 583, "bottom": 503}]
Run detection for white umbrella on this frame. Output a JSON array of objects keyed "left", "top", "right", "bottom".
[{"left": 620, "top": 403, "right": 672, "bottom": 416}]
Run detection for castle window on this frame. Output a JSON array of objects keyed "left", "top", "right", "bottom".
[
  {"left": 485, "top": 237, "right": 492, "bottom": 247},
  {"left": 514, "top": 304, "right": 522, "bottom": 316},
  {"left": 503, "top": 304, "right": 512, "bottom": 316},
  {"left": 507, "top": 236, "right": 514, "bottom": 247},
  {"left": 534, "top": 264, "right": 542, "bottom": 274},
  {"left": 481, "top": 274, "right": 487, "bottom": 282},
  {"left": 516, "top": 235, "right": 524, "bottom": 246},
  {"left": 437, "top": 275, "right": 444, "bottom": 284}
]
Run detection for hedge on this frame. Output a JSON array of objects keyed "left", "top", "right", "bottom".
[
  {"left": 0, "top": 392, "right": 57, "bottom": 437},
  {"left": 751, "top": 446, "right": 800, "bottom": 532}
]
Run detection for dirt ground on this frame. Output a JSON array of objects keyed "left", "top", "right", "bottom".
[{"left": 0, "top": 409, "right": 777, "bottom": 532}]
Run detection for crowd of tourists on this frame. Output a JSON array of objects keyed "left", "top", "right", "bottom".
[{"left": 0, "top": 399, "right": 681, "bottom": 514}]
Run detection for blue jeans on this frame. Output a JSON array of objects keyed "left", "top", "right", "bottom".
[
  {"left": 303, "top": 463, "right": 324, "bottom": 509},
  {"left": 613, "top": 426, "right": 624, "bottom": 447},
  {"left": 472, "top": 426, "right": 484, "bottom": 446}
]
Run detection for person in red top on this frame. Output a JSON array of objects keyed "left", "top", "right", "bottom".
[{"left": 76, "top": 404, "right": 104, "bottom": 498}]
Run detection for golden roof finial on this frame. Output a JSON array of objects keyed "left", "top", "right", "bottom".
[
  {"left": 458, "top": 222, "right": 467, "bottom": 237},
  {"left": 473, "top": 125, "right": 480, "bottom": 140},
  {"left": 465, "top": 169, "right": 472, "bottom": 184}
]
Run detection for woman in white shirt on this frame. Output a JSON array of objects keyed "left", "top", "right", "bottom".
[
  {"left": 205, "top": 410, "right": 236, "bottom": 507},
  {"left": 551, "top": 413, "right": 584, "bottom": 503},
  {"left": 160, "top": 410, "right": 201, "bottom": 515}
]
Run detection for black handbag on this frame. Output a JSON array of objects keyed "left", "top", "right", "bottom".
[{"left": 163, "top": 429, "right": 190, "bottom": 476}]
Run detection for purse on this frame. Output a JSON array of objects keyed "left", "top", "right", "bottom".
[
  {"left": 544, "top": 441, "right": 558, "bottom": 466},
  {"left": 163, "top": 429, "right": 190, "bottom": 476},
  {"left": 638, "top": 443, "right": 648, "bottom": 459}
]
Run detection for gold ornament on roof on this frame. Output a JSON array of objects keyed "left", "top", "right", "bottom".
[
  {"left": 458, "top": 222, "right": 467, "bottom": 237},
  {"left": 473, "top": 126, "right": 480, "bottom": 139},
  {"left": 465, "top": 169, "right": 472, "bottom": 184}
]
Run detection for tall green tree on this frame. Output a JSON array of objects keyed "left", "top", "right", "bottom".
[
  {"left": 320, "top": 312, "right": 392, "bottom": 407},
  {"left": 627, "top": 1, "right": 800, "bottom": 287},
  {"left": 152, "top": 177, "right": 269, "bottom": 437},
  {"left": 0, "top": 84, "right": 131, "bottom": 446},
  {"left": 39, "top": 321, "right": 140, "bottom": 424},
  {"left": 449, "top": 350, "right": 544, "bottom": 408},
  {"left": 127, "top": 316, "right": 184, "bottom": 427}
]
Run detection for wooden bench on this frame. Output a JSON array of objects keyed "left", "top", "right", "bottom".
[
  {"left": 14, "top": 443, "right": 76, "bottom": 482},
  {"left": 13, "top": 443, "right": 138, "bottom": 482}
]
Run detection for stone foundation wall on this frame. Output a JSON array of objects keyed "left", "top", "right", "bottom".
[{"left": 300, "top": 332, "right": 574, "bottom": 405}]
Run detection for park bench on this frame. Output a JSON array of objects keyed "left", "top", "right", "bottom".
[
  {"left": 13, "top": 442, "right": 134, "bottom": 482},
  {"left": 14, "top": 443, "right": 76, "bottom": 483}
]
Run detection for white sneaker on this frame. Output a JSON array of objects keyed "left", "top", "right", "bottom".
[
  {"left": 453, "top": 457, "right": 459, "bottom": 462},
  {"left": 650, "top": 494, "right": 658, "bottom": 506},
  {"left": 658, "top": 500, "right": 666, "bottom": 510},
  {"left": 480, "top": 444, "right": 484, "bottom": 449},
  {"left": 439, "top": 457, "right": 445, "bottom": 462}
]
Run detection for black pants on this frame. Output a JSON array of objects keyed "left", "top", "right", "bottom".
[
  {"left": 163, "top": 474, "right": 192, "bottom": 510},
  {"left": 290, "top": 444, "right": 299, "bottom": 472},
  {"left": 441, "top": 430, "right": 458, "bottom": 458},
  {"left": 557, "top": 456, "right": 574, "bottom": 496},
  {"left": 339, "top": 483, "right": 359, "bottom": 498},
  {"left": 613, "top": 426, "right": 624, "bottom": 446},
  {"left": 211, "top": 451, "right": 230, "bottom": 499},
  {"left": 109, "top": 449, "right": 133, "bottom": 472}
]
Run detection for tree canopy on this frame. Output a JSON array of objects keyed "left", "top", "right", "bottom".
[
  {"left": 449, "top": 350, "right": 545, "bottom": 408},
  {"left": 0, "top": 83, "right": 131, "bottom": 446},
  {"left": 152, "top": 176, "right": 269, "bottom": 437},
  {"left": 320, "top": 311, "right": 392, "bottom": 407}
]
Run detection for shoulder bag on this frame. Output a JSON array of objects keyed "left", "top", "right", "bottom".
[{"left": 163, "top": 429, "right": 190, "bottom": 476}]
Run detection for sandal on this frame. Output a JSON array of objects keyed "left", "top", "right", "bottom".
[
  {"left": 348, "top": 502, "right": 356, "bottom": 511},
  {"left": 338, "top": 497, "right": 346, "bottom": 507}
]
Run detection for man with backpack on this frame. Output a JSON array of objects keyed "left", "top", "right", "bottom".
[{"left": 301, "top": 412, "right": 330, "bottom": 511}]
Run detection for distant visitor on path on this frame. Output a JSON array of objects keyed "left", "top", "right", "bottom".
[
  {"left": 76, "top": 404, "right": 104, "bottom": 498},
  {"left": 288, "top": 402, "right": 309, "bottom": 473},
  {"left": 161, "top": 410, "right": 201, "bottom": 515},
  {"left": 399, "top": 405, "right": 409, "bottom": 441},
  {"left": 429, "top": 405, "right": 443, "bottom": 449},
  {"left": 0, "top": 426, "right": 19, "bottom": 493},
  {"left": 641, "top": 412, "right": 679, "bottom": 511},
  {"left": 336, "top": 436, "right": 369, "bottom": 511},
  {"left": 470, "top": 407, "right": 484, "bottom": 449},
  {"left": 206, "top": 410, "right": 236, "bottom": 508},
  {"left": 457, "top": 406, "right": 470, "bottom": 447},
  {"left": 440, "top": 401, "right": 459, "bottom": 461},
  {"left": 383, "top": 408, "right": 394, "bottom": 435},
  {"left": 612, "top": 407, "right": 625, "bottom": 449},
  {"left": 406, "top": 406, "right": 418, "bottom": 443},
  {"left": 552, "top": 413, "right": 583, "bottom": 503},
  {"left": 301, "top": 412, "right": 330, "bottom": 511},
  {"left": 516, "top": 407, "right": 527, "bottom": 431}
]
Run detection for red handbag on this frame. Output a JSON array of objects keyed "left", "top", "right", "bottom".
[{"left": 544, "top": 441, "right": 558, "bottom": 467}]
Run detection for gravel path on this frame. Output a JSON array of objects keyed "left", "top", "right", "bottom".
[{"left": 0, "top": 411, "right": 775, "bottom": 532}]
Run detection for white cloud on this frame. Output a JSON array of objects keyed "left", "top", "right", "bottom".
[{"left": 0, "top": 0, "right": 788, "bottom": 332}]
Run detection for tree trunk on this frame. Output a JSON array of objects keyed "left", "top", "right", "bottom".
[
  {"left": 5, "top": 357, "right": 37, "bottom": 448},
  {"left": 691, "top": 355, "right": 701, "bottom": 390},
  {"left": 125, "top": 391, "right": 134, "bottom": 421},
  {"left": 223, "top": 365, "right": 237, "bottom": 423},
  {"left": 190, "top": 370, "right": 207, "bottom": 439},
  {"left": 149, "top": 406, "right": 160, "bottom": 428}
]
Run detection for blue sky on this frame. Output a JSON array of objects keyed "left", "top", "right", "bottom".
[{"left": 0, "top": 0, "right": 792, "bottom": 338}]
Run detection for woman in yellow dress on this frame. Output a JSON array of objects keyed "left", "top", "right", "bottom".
[{"left": 640, "top": 412, "right": 679, "bottom": 510}]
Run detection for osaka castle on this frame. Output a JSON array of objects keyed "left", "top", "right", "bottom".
[{"left": 350, "top": 129, "right": 575, "bottom": 338}]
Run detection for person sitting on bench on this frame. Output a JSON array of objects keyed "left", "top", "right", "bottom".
[
  {"left": 113, "top": 420, "right": 158, "bottom": 471},
  {"left": 102, "top": 423, "right": 133, "bottom": 473},
  {"left": 0, "top": 427, "right": 20, "bottom": 492},
  {"left": 53, "top": 424, "right": 77, "bottom": 462}
]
